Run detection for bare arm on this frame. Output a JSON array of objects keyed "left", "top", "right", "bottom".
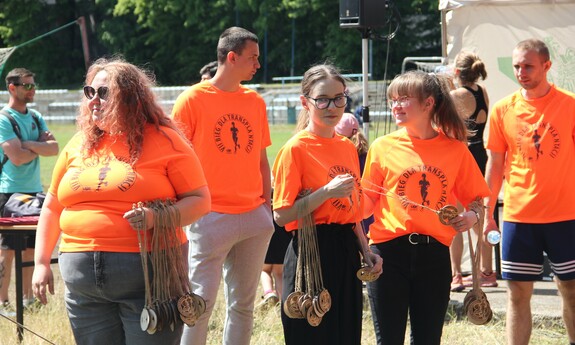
[
  {"left": 32, "top": 192, "right": 64, "bottom": 304},
  {"left": 1, "top": 138, "right": 38, "bottom": 165},
  {"left": 353, "top": 221, "right": 382, "bottom": 274},
  {"left": 362, "top": 192, "right": 377, "bottom": 219},
  {"left": 22, "top": 130, "right": 59, "bottom": 156},
  {"left": 484, "top": 150, "right": 506, "bottom": 232},
  {"left": 124, "top": 185, "right": 211, "bottom": 230},
  {"left": 274, "top": 174, "right": 355, "bottom": 227},
  {"left": 174, "top": 186, "right": 211, "bottom": 226},
  {"left": 260, "top": 149, "right": 272, "bottom": 208}
]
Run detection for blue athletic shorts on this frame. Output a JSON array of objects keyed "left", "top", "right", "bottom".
[{"left": 501, "top": 220, "right": 575, "bottom": 281}]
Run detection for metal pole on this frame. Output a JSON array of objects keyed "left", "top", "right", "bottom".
[
  {"left": 361, "top": 32, "right": 370, "bottom": 142},
  {"left": 77, "top": 16, "right": 90, "bottom": 70},
  {"left": 290, "top": 18, "right": 295, "bottom": 77},
  {"left": 14, "top": 238, "right": 24, "bottom": 342},
  {"left": 264, "top": 28, "right": 268, "bottom": 83},
  {"left": 440, "top": 10, "right": 448, "bottom": 59}
]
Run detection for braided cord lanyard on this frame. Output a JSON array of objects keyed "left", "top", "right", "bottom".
[
  {"left": 467, "top": 199, "right": 485, "bottom": 292},
  {"left": 134, "top": 202, "right": 153, "bottom": 308}
]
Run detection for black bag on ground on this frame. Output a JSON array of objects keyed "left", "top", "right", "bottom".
[{"left": 2, "top": 193, "right": 46, "bottom": 217}]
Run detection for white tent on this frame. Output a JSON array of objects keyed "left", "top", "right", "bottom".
[{"left": 440, "top": 0, "right": 575, "bottom": 104}]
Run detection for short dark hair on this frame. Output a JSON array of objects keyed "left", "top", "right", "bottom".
[
  {"left": 199, "top": 61, "right": 218, "bottom": 78},
  {"left": 515, "top": 38, "right": 550, "bottom": 62},
  {"left": 216, "top": 27, "right": 258, "bottom": 64},
  {"left": 5, "top": 68, "right": 35, "bottom": 88}
]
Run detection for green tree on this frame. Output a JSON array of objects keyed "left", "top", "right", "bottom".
[
  {"left": 0, "top": 0, "right": 442, "bottom": 87},
  {"left": 0, "top": 0, "right": 88, "bottom": 89}
]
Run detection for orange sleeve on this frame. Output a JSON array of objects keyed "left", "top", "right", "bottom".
[{"left": 273, "top": 132, "right": 363, "bottom": 231}]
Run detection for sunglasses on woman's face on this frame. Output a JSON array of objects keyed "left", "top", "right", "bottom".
[{"left": 83, "top": 86, "right": 109, "bottom": 100}]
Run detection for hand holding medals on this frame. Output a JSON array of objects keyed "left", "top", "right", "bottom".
[
  {"left": 356, "top": 250, "right": 383, "bottom": 282},
  {"left": 283, "top": 196, "right": 331, "bottom": 326},
  {"left": 133, "top": 201, "right": 207, "bottom": 334},
  {"left": 356, "top": 223, "right": 383, "bottom": 283}
]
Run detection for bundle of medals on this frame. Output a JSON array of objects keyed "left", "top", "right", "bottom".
[
  {"left": 134, "top": 200, "right": 206, "bottom": 334},
  {"left": 463, "top": 199, "right": 493, "bottom": 325},
  {"left": 283, "top": 197, "right": 332, "bottom": 327}
]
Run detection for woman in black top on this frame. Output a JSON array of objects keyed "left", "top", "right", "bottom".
[{"left": 449, "top": 51, "right": 497, "bottom": 292}]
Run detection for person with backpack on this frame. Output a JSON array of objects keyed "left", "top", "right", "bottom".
[{"left": 0, "top": 68, "right": 59, "bottom": 316}]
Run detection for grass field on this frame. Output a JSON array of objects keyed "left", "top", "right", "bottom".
[
  {"left": 1, "top": 121, "right": 567, "bottom": 344},
  {"left": 0, "top": 267, "right": 567, "bottom": 345}
]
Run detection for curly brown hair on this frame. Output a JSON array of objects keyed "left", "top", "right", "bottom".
[{"left": 77, "top": 57, "right": 187, "bottom": 164}]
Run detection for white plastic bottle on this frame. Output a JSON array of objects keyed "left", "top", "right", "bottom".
[{"left": 486, "top": 230, "right": 501, "bottom": 245}]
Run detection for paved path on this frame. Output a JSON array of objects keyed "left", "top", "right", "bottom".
[{"left": 449, "top": 278, "right": 562, "bottom": 323}]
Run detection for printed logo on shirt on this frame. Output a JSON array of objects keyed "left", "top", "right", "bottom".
[
  {"left": 213, "top": 114, "right": 254, "bottom": 154},
  {"left": 327, "top": 165, "right": 362, "bottom": 212},
  {"left": 516, "top": 120, "right": 560, "bottom": 163},
  {"left": 396, "top": 165, "right": 449, "bottom": 212},
  {"left": 69, "top": 156, "right": 136, "bottom": 192}
]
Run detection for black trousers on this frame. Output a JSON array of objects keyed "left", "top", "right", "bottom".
[
  {"left": 281, "top": 224, "right": 362, "bottom": 345},
  {"left": 367, "top": 235, "right": 451, "bottom": 345}
]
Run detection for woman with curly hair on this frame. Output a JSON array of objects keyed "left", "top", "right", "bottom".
[{"left": 32, "top": 57, "right": 211, "bottom": 345}]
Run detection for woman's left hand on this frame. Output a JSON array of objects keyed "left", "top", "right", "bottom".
[
  {"left": 123, "top": 207, "right": 153, "bottom": 230},
  {"left": 448, "top": 211, "right": 476, "bottom": 232},
  {"left": 363, "top": 251, "right": 383, "bottom": 278}
]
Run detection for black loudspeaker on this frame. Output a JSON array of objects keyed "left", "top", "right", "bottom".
[{"left": 339, "top": 0, "right": 388, "bottom": 29}]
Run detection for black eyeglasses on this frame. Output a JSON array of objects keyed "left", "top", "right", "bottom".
[
  {"left": 12, "top": 83, "right": 37, "bottom": 91},
  {"left": 83, "top": 86, "right": 109, "bottom": 100},
  {"left": 305, "top": 95, "right": 348, "bottom": 110}
]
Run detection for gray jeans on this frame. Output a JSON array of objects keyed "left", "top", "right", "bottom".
[
  {"left": 181, "top": 204, "right": 274, "bottom": 345},
  {"left": 59, "top": 251, "right": 183, "bottom": 345}
]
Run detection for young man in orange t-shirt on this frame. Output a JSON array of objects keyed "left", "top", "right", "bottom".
[
  {"left": 172, "top": 27, "right": 274, "bottom": 345},
  {"left": 485, "top": 38, "right": 575, "bottom": 345}
]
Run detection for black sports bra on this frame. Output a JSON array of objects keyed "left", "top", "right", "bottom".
[{"left": 462, "top": 86, "right": 488, "bottom": 145}]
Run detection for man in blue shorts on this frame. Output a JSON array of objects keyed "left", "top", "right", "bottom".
[{"left": 484, "top": 38, "right": 575, "bottom": 345}]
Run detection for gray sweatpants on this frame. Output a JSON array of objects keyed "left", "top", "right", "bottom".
[{"left": 180, "top": 204, "right": 274, "bottom": 345}]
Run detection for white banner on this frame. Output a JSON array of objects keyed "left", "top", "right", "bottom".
[{"left": 442, "top": 1, "right": 575, "bottom": 104}]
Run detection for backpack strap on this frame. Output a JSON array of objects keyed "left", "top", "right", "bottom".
[
  {"left": 0, "top": 109, "right": 22, "bottom": 139},
  {"left": 30, "top": 111, "right": 42, "bottom": 133},
  {"left": 0, "top": 108, "right": 24, "bottom": 175}
]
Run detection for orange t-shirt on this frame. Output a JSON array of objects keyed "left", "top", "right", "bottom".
[
  {"left": 487, "top": 85, "right": 575, "bottom": 223},
  {"left": 171, "top": 82, "right": 271, "bottom": 214},
  {"left": 49, "top": 125, "right": 207, "bottom": 253},
  {"left": 362, "top": 129, "right": 490, "bottom": 246},
  {"left": 272, "top": 130, "right": 363, "bottom": 231}
]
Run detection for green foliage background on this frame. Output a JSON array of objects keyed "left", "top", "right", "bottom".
[{"left": 0, "top": 0, "right": 441, "bottom": 88}]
